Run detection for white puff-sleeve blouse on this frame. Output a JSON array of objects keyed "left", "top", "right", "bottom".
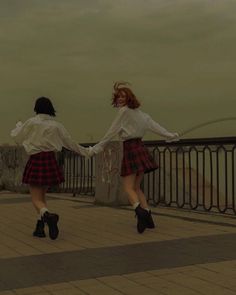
[
  {"left": 92, "top": 106, "right": 178, "bottom": 154},
  {"left": 11, "top": 114, "right": 88, "bottom": 157}
]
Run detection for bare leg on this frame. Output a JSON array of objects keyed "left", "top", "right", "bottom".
[
  {"left": 29, "top": 186, "right": 48, "bottom": 238},
  {"left": 30, "top": 185, "right": 59, "bottom": 240},
  {"left": 135, "top": 173, "right": 155, "bottom": 229},
  {"left": 134, "top": 173, "right": 149, "bottom": 209},
  {"left": 122, "top": 174, "right": 139, "bottom": 206},
  {"left": 42, "top": 186, "right": 48, "bottom": 207},
  {"left": 29, "top": 186, "right": 48, "bottom": 214},
  {"left": 123, "top": 173, "right": 150, "bottom": 233}
]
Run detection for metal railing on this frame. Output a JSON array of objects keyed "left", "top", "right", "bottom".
[
  {"left": 144, "top": 137, "right": 236, "bottom": 215},
  {"left": 56, "top": 148, "right": 95, "bottom": 196},
  {"left": 56, "top": 137, "right": 236, "bottom": 215}
]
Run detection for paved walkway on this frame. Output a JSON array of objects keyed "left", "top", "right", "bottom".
[{"left": 0, "top": 191, "right": 236, "bottom": 295}]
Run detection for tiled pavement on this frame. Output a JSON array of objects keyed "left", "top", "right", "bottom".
[{"left": 0, "top": 192, "right": 236, "bottom": 295}]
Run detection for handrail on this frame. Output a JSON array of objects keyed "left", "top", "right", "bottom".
[{"left": 144, "top": 136, "right": 236, "bottom": 146}]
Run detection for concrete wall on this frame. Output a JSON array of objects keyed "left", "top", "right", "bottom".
[{"left": 0, "top": 146, "right": 29, "bottom": 192}]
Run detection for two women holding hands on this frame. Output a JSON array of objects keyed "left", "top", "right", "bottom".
[{"left": 11, "top": 83, "right": 179, "bottom": 239}]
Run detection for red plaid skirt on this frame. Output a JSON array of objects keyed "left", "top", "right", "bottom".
[
  {"left": 22, "top": 151, "right": 64, "bottom": 186},
  {"left": 121, "top": 138, "right": 158, "bottom": 177}
]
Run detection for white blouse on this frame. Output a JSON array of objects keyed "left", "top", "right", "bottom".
[
  {"left": 10, "top": 114, "right": 88, "bottom": 156},
  {"left": 92, "top": 106, "right": 179, "bottom": 154}
]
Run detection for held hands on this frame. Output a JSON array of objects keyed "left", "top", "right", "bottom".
[
  {"left": 165, "top": 132, "right": 180, "bottom": 143},
  {"left": 83, "top": 146, "right": 97, "bottom": 158},
  {"left": 79, "top": 146, "right": 94, "bottom": 158},
  {"left": 16, "top": 121, "right": 23, "bottom": 128},
  {"left": 86, "top": 146, "right": 95, "bottom": 157}
]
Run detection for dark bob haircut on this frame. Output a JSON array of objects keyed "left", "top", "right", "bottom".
[{"left": 34, "top": 97, "right": 56, "bottom": 116}]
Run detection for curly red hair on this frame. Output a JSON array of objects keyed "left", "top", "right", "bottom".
[{"left": 112, "top": 82, "right": 141, "bottom": 109}]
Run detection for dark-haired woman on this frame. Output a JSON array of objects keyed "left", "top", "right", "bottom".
[
  {"left": 11, "top": 97, "right": 88, "bottom": 240},
  {"left": 89, "top": 83, "right": 179, "bottom": 234}
]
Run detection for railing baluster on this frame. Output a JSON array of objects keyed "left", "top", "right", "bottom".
[{"left": 54, "top": 138, "right": 236, "bottom": 215}]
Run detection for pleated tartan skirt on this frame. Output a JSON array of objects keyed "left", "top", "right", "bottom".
[
  {"left": 121, "top": 138, "right": 158, "bottom": 177},
  {"left": 22, "top": 151, "right": 65, "bottom": 186}
]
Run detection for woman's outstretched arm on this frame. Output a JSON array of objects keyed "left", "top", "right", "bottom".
[
  {"left": 58, "top": 124, "right": 89, "bottom": 157},
  {"left": 146, "top": 114, "right": 179, "bottom": 140},
  {"left": 11, "top": 120, "right": 30, "bottom": 144},
  {"left": 91, "top": 107, "right": 126, "bottom": 154}
]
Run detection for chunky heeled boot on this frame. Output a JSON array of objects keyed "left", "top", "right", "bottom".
[
  {"left": 146, "top": 211, "right": 155, "bottom": 229},
  {"left": 33, "top": 219, "right": 46, "bottom": 238},
  {"left": 135, "top": 205, "right": 148, "bottom": 234},
  {"left": 43, "top": 212, "right": 59, "bottom": 240}
]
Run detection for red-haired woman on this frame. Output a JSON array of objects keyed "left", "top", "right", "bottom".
[{"left": 90, "top": 82, "right": 179, "bottom": 234}]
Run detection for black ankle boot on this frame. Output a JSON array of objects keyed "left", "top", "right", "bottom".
[
  {"left": 135, "top": 205, "right": 148, "bottom": 234},
  {"left": 146, "top": 211, "right": 155, "bottom": 229},
  {"left": 33, "top": 219, "right": 46, "bottom": 238},
  {"left": 43, "top": 212, "right": 59, "bottom": 240}
]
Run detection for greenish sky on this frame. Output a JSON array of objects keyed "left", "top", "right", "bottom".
[{"left": 0, "top": 0, "right": 236, "bottom": 144}]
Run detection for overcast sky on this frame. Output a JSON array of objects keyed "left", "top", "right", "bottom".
[{"left": 0, "top": 0, "right": 236, "bottom": 144}]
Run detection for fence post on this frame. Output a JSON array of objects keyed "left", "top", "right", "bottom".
[{"left": 94, "top": 141, "right": 129, "bottom": 206}]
